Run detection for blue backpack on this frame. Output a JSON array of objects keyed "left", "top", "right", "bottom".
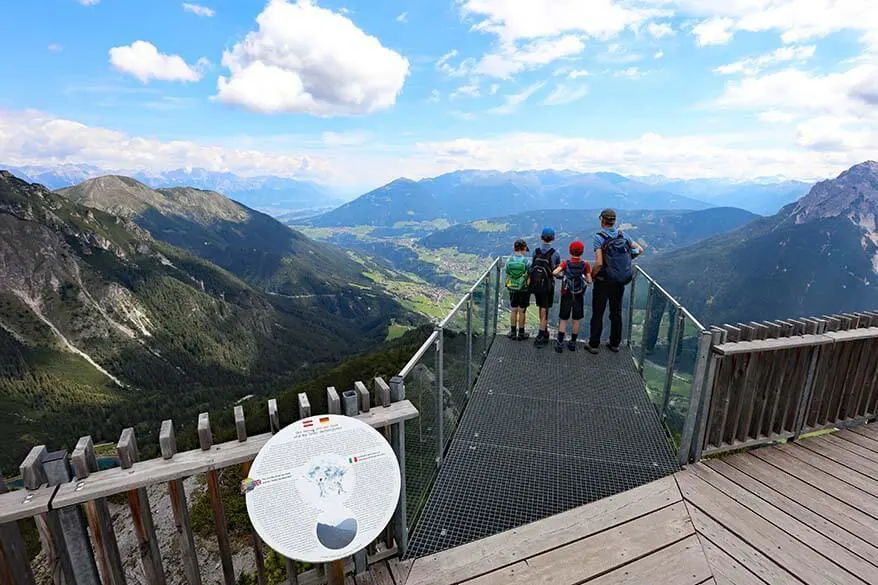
[{"left": 599, "top": 232, "right": 633, "bottom": 285}]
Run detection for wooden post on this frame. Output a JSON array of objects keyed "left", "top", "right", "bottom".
[
  {"left": 354, "top": 381, "right": 370, "bottom": 413},
  {"left": 298, "top": 393, "right": 311, "bottom": 420},
  {"left": 71, "top": 437, "right": 126, "bottom": 585},
  {"left": 268, "top": 399, "right": 280, "bottom": 434},
  {"left": 327, "top": 387, "right": 341, "bottom": 414},
  {"left": 0, "top": 473, "right": 36, "bottom": 585},
  {"left": 678, "top": 330, "right": 713, "bottom": 466},
  {"left": 21, "top": 446, "right": 74, "bottom": 585},
  {"left": 117, "top": 429, "right": 166, "bottom": 585},
  {"left": 374, "top": 377, "right": 395, "bottom": 549},
  {"left": 342, "top": 390, "right": 359, "bottom": 417},
  {"left": 388, "top": 376, "right": 408, "bottom": 557},
  {"left": 234, "top": 407, "right": 247, "bottom": 443},
  {"left": 353, "top": 549, "right": 367, "bottom": 575},
  {"left": 233, "top": 409, "right": 267, "bottom": 585},
  {"left": 158, "top": 422, "right": 201, "bottom": 585},
  {"left": 198, "top": 414, "right": 235, "bottom": 585}
]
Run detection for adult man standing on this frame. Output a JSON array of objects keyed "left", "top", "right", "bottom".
[{"left": 587, "top": 209, "right": 643, "bottom": 354}]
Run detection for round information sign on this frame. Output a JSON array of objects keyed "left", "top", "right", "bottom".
[{"left": 243, "top": 414, "right": 401, "bottom": 563}]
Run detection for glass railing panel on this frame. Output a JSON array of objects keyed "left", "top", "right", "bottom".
[
  {"left": 661, "top": 314, "right": 701, "bottom": 449},
  {"left": 440, "top": 300, "right": 470, "bottom": 450},
  {"left": 627, "top": 269, "right": 650, "bottom": 363},
  {"left": 639, "top": 284, "right": 676, "bottom": 407},
  {"left": 402, "top": 334, "right": 440, "bottom": 529},
  {"left": 470, "top": 276, "right": 488, "bottom": 379},
  {"left": 487, "top": 263, "right": 499, "bottom": 349}
]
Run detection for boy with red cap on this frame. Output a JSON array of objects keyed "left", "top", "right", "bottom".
[{"left": 552, "top": 240, "right": 592, "bottom": 353}]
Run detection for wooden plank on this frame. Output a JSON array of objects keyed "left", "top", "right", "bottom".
[
  {"left": 406, "top": 475, "right": 681, "bottom": 585},
  {"left": 0, "top": 485, "right": 54, "bottom": 524},
  {"left": 53, "top": 402, "right": 419, "bottom": 506},
  {"left": 850, "top": 424, "right": 878, "bottom": 442},
  {"left": 688, "top": 462, "right": 878, "bottom": 579},
  {"left": 463, "top": 502, "right": 694, "bottom": 585},
  {"left": 800, "top": 436, "right": 878, "bottom": 482},
  {"left": 775, "top": 443, "right": 878, "bottom": 501},
  {"left": 199, "top": 413, "right": 235, "bottom": 585},
  {"left": 387, "top": 559, "right": 412, "bottom": 585},
  {"left": 714, "top": 334, "right": 833, "bottom": 356},
  {"left": 374, "top": 378, "right": 392, "bottom": 408},
  {"left": 159, "top": 423, "right": 202, "bottom": 585},
  {"left": 234, "top": 406, "right": 247, "bottom": 442},
  {"left": 0, "top": 474, "right": 36, "bottom": 585},
  {"left": 579, "top": 535, "right": 710, "bottom": 585},
  {"left": 724, "top": 453, "right": 878, "bottom": 547},
  {"left": 355, "top": 381, "right": 371, "bottom": 413},
  {"left": 820, "top": 433, "right": 878, "bottom": 465},
  {"left": 705, "top": 458, "right": 878, "bottom": 569},
  {"left": 268, "top": 399, "right": 280, "bottom": 433},
  {"left": 686, "top": 502, "right": 800, "bottom": 585},
  {"left": 837, "top": 429, "right": 878, "bottom": 454},
  {"left": 368, "top": 562, "right": 395, "bottom": 585},
  {"left": 696, "top": 534, "right": 767, "bottom": 585},
  {"left": 677, "top": 469, "right": 865, "bottom": 585},
  {"left": 299, "top": 393, "right": 312, "bottom": 420},
  {"left": 327, "top": 387, "right": 341, "bottom": 414},
  {"left": 751, "top": 448, "right": 878, "bottom": 519},
  {"left": 824, "top": 328, "right": 878, "bottom": 342}
]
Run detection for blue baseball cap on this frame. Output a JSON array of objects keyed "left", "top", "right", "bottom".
[{"left": 541, "top": 226, "right": 555, "bottom": 240}]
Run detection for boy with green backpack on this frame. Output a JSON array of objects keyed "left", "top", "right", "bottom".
[{"left": 505, "top": 239, "right": 531, "bottom": 340}]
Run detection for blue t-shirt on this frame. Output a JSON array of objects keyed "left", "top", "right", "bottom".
[
  {"left": 593, "top": 228, "right": 639, "bottom": 256},
  {"left": 532, "top": 244, "right": 561, "bottom": 271}
]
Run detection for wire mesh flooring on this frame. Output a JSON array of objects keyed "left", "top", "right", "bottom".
[{"left": 405, "top": 336, "right": 679, "bottom": 559}]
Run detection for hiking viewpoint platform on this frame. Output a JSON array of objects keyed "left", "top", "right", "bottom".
[{"left": 405, "top": 336, "right": 679, "bottom": 559}]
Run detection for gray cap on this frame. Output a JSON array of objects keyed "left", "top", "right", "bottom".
[{"left": 600, "top": 208, "right": 617, "bottom": 221}]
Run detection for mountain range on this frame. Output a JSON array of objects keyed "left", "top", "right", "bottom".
[
  {"left": 0, "top": 170, "right": 406, "bottom": 472},
  {"left": 634, "top": 177, "right": 810, "bottom": 215},
  {"left": 642, "top": 161, "right": 878, "bottom": 325},
  {"left": 419, "top": 207, "right": 759, "bottom": 259},
  {"left": 309, "top": 170, "right": 714, "bottom": 228},
  {"left": 5, "top": 164, "right": 344, "bottom": 215}
]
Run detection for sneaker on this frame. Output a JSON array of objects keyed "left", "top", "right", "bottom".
[
  {"left": 585, "top": 344, "right": 599, "bottom": 354},
  {"left": 554, "top": 339, "right": 564, "bottom": 353},
  {"left": 517, "top": 330, "right": 530, "bottom": 341},
  {"left": 606, "top": 343, "right": 620, "bottom": 353},
  {"left": 567, "top": 340, "right": 577, "bottom": 352},
  {"left": 534, "top": 334, "right": 546, "bottom": 348},
  {"left": 507, "top": 330, "right": 517, "bottom": 340}
]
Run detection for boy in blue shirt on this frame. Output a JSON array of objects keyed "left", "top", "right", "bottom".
[
  {"left": 530, "top": 227, "right": 561, "bottom": 347},
  {"left": 505, "top": 239, "right": 531, "bottom": 340}
]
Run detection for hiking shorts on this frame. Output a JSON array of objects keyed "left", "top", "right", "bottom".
[
  {"left": 508, "top": 290, "right": 530, "bottom": 309},
  {"left": 533, "top": 288, "right": 555, "bottom": 309},
  {"left": 559, "top": 291, "right": 585, "bottom": 320}
]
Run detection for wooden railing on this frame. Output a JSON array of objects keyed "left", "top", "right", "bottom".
[
  {"left": 682, "top": 311, "right": 878, "bottom": 463},
  {"left": 0, "top": 377, "right": 418, "bottom": 585}
]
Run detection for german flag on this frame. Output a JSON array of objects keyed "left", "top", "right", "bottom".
[{"left": 319, "top": 417, "right": 331, "bottom": 425}]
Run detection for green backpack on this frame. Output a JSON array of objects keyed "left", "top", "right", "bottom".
[{"left": 505, "top": 256, "right": 529, "bottom": 291}]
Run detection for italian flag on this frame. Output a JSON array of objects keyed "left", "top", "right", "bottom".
[{"left": 348, "top": 456, "right": 359, "bottom": 464}]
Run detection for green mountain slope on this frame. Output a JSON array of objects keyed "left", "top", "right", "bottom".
[
  {"left": 642, "top": 161, "right": 878, "bottom": 325},
  {"left": 0, "top": 171, "right": 405, "bottom": 472},
  {"left": 419, "top": 207, "right": 758, "bottom": 258}
]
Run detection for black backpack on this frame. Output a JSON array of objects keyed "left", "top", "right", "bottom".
[
  {"left": 562, "top": 260, "right": 587, "bottom": 295},
  {"left": 599, "top": 232, "right": 633, "bottom": 285},
  {"left": 530, "top": 248, "right": 555, "bottom": 294}
]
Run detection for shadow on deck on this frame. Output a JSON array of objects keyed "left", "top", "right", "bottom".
[{"left": 406, "top": 336, "right": 679, "bottom": 559}]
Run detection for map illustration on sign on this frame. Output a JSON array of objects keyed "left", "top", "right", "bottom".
[{"left": 244, "top": 414, "right": 401, "bottom": 564}]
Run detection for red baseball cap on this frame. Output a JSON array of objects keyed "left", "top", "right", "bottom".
[{"left": 569, "top": 240, "right": 585, "bottom": 256}]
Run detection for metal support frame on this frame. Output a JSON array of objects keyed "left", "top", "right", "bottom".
[
  {"left": 626, "top": 271, "right": 637, "bottom": 347},
  {"left": 482, "top": 275, "right": 490, "bottom": 357},
  {"left": 638, "top": 283, "right": 656, "bottom": 376},
  {"left": 388, "top": 376, "right": 408, "bottom": 557},
  {"left": 492, "top": 262, "right": 501, "bottom": 340},
  {"left": 660, "top": 310, "right": 686, "bottom": 421},
  {"left": 435, "top": 328, "right": 445, "bottom": 468}
]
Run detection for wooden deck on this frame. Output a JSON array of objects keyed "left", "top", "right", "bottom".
[{"left": 397, "top": 423, "right": 878, "bottom": 585}]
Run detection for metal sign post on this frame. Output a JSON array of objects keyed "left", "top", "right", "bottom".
[{"left": 244, "top": 415, "right": 402, "bottom": 585}]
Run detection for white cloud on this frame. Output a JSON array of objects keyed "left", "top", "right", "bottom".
[
  {"left": 458, "top": 0, "right": 661, "bottom": 42},
  {"left": 568, "top": 69, "right": 589, "bottom": 79},
  {"left": 715, "top": 45, "right": 816, "bottom": 76},
  {"left": 647, "top": 22, "right": 674, "bottom": 38},
  {"left": 215, "top": 0, "right": 410, "bottom": 116},
  {"left": 109, "top": 41, "right": 207, "bottom": 83},
  {"left": 448, "top": 35, "right": 586, "bottom": 79},
  {"left": 48, "top": 44, "right": 63, "bottom": 53},
  {"left": 182, "top": 3, "right": 215, "bottom": 17},
  {"left": 692, "top": 18, "right": 734, "bottom": 46},
  {"left": 396, "top": 11, "right": 407, "bottom": 23},
  {"left": 488, "top": 82, "right": 545, "bottom": 114},
  {"left": 796, "top": 116, "right": 872, "bottom": 151},
  {"left": 542, "top": 85, "right": 588, "bottom": 105},
  {"left": 489, "top": 84, "right": 500, "bottom": 95},
  {"left": 758, "top": 110, "right": 797, "bottom": 124},
  {"left": 451, "top": 80, "right": 481, "bottom": 99},
  {"left": 78, "top": 0, "right": 99, "bottom": 5},
  {"left": 614, "top": 66, "right": 643, "bottom": 79},
  {"left": 436, "top": 50, "right": 464, "bottom": 75},
  {"left": 654, "top": 50, "right": 664, "bottom": 59},
  {"left": 428, "top": 90, "right": 441, "bottom": 103}
]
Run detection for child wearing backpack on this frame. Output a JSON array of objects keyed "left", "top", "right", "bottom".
[
  {"left": 530, "top": 227, "right": 561, "bottom": 348},
  {"left": 505, "top": 239, "right": 531, "bottom": 340},
  {"left": 553, "top": 240, "right": 592, "bottom": 353}
]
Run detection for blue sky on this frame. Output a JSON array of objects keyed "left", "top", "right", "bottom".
[{"left": 1, "top": 0, "right": 877, "bottom": 189}]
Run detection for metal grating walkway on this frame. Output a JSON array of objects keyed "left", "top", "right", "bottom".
[{"left": 406, "top": 337, "right": 679, "bottom": 559}]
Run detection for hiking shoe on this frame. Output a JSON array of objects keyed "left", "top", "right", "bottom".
[
  {"left": 534, "top": 335, "right": 546, "bottom": 348},
  {"left": 517, "top": 330, "right": 530, "bottom": 341},
  {"left": 606, "top": 343, "right": 620, "bottom": 353},
  {"left": 554, "top": 339, "right": 564, "bottom": 353},
  {"left": 507, "top": 330, "right": 517, "bottom": 340},
  {"left": 567, "top": 340, "right": 577, "bottom": 352},
  {"left": 585, "top": 344, "right": 599, "bottom": 354}
]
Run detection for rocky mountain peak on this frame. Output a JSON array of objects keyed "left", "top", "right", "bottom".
[{"left": 793, "top": 160, "right": 878, "bottom": 228}]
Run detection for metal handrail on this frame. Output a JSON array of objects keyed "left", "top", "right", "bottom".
[
  {"left": 399, "top": 330, "right": 439, "bottom": 378},
  {"left": 438, "top": 292, "right": 472, "bottom": 329},
  {"left": 634, "top": 265, "right": 706, "bottom": 331},
  {"left": 469, "top": 257, "right": 501, "bottom": 295}
]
